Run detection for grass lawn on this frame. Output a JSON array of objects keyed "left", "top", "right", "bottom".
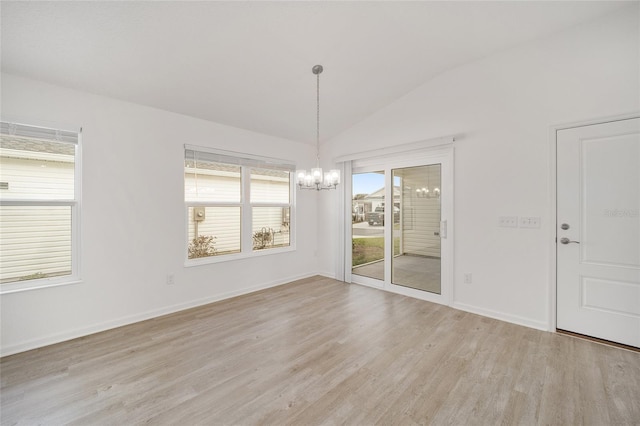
[{"left": 352, "top": 237, "right": 400, "bottom": 266}]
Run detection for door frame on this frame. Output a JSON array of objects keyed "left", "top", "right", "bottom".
[
  {"left": 549, "top": 112, "right": 640, "bottom": 332},
  {"left": 341, "top": 144, "right": 454, "bottom": 306}
]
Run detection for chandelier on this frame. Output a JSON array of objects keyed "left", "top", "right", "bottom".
[
  {"left": 415, "top": 165, "right": 440, "bottom": 198},
  {"left": 416, "top": 187, "right": 440, "bottom": 198},
  {"left": 296, "top": 65, "right": 340, "bottom": 190}
]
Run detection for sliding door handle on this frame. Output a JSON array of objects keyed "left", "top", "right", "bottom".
[{"left": 440, "top": 220, "right": 447, "bottom": 239}]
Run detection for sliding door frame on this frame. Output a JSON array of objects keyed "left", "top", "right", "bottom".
[{"left": 340, "top": 142, "right": 454, "bottom": 306}]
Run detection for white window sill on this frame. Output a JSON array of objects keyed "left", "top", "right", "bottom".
[
  {"left": 0, "top": 277, "right": 82, "bottom": 294},
  {"left": 184, "top": 245, "right": 296, "bottom": 267}
]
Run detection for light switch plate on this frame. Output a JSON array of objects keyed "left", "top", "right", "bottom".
[
  {"left": 519, "top": 217, "right": 541, "bottom": 228},
  {"left": 499, "top": 216, "right": 518, "bottom": 228}
]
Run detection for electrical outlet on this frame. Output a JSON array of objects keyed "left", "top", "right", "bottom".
[
  {"left": 519, "top": 216, "right": 541, "bottom": 228},
  {"left": 166, "top": 274, "right": 175, "bottom": 285},
  {"left": 464, "top": 273, "right": 472, "bottom": 284},
  {"left": 498, "top": 216, "right": 518, "bottom": 228}
]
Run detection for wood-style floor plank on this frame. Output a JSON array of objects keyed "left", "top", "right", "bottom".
[{"left": 1, "top": 276, "right": 639, "bottom": 425}]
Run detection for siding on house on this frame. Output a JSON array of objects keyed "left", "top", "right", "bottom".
[
  {"left": 185, "top": 169, "right": 290, "bottom": 256},
  {"left": 252, "top": 206, "right": 290, "bottom": 248},
  {"left": 0, "top": 206, "right": 72, "bottom": 282},
  {"left": 0, "top": 151, "right": 75, "bottom": 283},
  {"left": 0, "top": 153, "right": 74, "bottom": 200},
  {"left": 1, "top": 154, "right": 291, "bottom": 279},
  {"left": 399, "top": 165, "right": 441, "bottom": 258},
  {"left": 185, "top": 166, "right": 240, "bottom": 203},
  {"left": 187, "top": 206, "right": 242, "bottom": 254}
]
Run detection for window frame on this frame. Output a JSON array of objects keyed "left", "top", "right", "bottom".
[
  {"left": 184, "top": 146, "right": 296, "bottom": 266},
  {"left": 0, "top": 122, "right": 82, "bottom": 294}
]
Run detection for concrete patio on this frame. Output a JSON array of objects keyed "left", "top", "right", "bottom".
[{"left": 352, "top": 254, "right": 441, "bottom": 294}]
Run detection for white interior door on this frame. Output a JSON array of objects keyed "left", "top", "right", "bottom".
[{"left": 556, "top": 117, "right": 640, "bottom": 347}]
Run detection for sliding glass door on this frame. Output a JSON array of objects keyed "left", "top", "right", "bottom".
[
  {"left": 351, "top": 171, "right": 385, "bottom": 281},
  {"left": 347, "top": 148, "right": 452, "bottom": 304},
  {"left": 391, "top": 164, "right": 441, "bottom": 294}
]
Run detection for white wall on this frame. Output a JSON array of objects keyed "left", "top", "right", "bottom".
[
  {"left": 319, "top": 5, "right": 640, "bottom": 329},
  {"left": 0, "top": 73, "right": 319, "bottom": 356},
  {"left": 2, "top": 5, "right": 638, "bottom": 355}
]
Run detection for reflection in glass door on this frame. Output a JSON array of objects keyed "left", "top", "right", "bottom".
[
  {"left": 392, "top": 165, "right": 441, "bottom": 294},
  {"left": 351, "top": 171, "right": 385, "bottom": 281}
]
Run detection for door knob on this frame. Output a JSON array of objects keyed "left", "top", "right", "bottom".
[{"left": 560, "top": 237, "right": 580, "bottom": 245}]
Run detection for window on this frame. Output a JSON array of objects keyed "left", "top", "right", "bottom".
[
  {"left": 184, "top": 145, "right": 294, "bottom": 263},
  {"left": 0, "top": 122, "right": 81, "bottom": 293}
]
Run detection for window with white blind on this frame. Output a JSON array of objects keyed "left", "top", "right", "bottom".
[
  {"left": 0, "top": 122, "right": 81, "bottom": 293},
  {"left": 184, "top": 145, "right": 295, "bottom": 263}
]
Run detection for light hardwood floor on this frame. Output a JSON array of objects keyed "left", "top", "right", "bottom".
[{"left": 1, "top": 276, "right": 639, "bottom": 425}]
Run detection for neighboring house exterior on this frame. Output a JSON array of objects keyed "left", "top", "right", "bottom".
[
  {"left": 184, "top": 166, "right": 291, "bottom": 256},
  {"left": 0, "top": 140, "right": 74, "bottom": 283},
  {"left": 0, "top": 149, "right": 290, "bottom": 283},
  {"left": 352, "top": 186, "right": 400, "bottom": 223},
  {"left": 352, "top": 166, "right": 442, "bottom": 260}
]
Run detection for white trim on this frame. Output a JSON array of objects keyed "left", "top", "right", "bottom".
[
  {"left": 184, "top": 244, "right": 296, "bottom": 267},
  {"left": 73, "top": 132, "right": 82, "bottom": 290},
  {"left": 0, "top": 118, "right": 82, "bottom": 138},
  {"left": 327, "top": 272, "right": 548, "bottom": 331},
  {"left": 241, "top": 164, "right": 252, "bottom": 253},
  {"left": 384, "top": 281, "right": 448, "bottom": 305},
  {"left": 351, "top": 274, "right": 385, "bottom": 289},
  {"left": 452, "top": 301, "right": 548, "bottom": 331},
  {"left": 184, "top": 143, "right": 296, "bottom": 170},
  {"left": 548, "top": 112, "right": 640, "bottom": 333},
  {"left": 0, "top": 278, "right": 83, "bottom": 295},
  {"left": 0, "top": 148, "right": 74, "bottom": 163},
  {"left": 0, "top": 121, "right": 80, "bottom": 144},
  {"left": 0, "top": 272, "right": 318, "bottom": 357},
  {"left": 184, "top": 148, "right": 296, "bottom": 265},
  {"left": 318, "top": 271, "right": 337, "bottom": 280},
  {"left": 384, "top": 170, "right": 392, "bottom": 284},
  {"left": 344, "top": 144, "right": 454, "bottom": 307},
  {"left": 0, "top": 126, "right": 82, "bottom": 294},
  {"left": 342, "top": 161, "right": 353, "bottom": 284},
  {"left": 0, "top": 199, "right": 77, "bottom": 206},
  {"left": 551, "top": 112, "right": 640, "bottom": 132},
  {"left": 334, "top": 134, "right": 456, "bottom": 164},
  {"left": 334, "top": 162, "right": 346, "bottom": 282},
  {"left": 548, "top": 125, "right": 558, "bottom": 332},
  {"left": 351, "top": 146, "right": 453, "bottom": 170}
]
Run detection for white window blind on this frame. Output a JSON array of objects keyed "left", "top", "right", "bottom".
[
  {"left": 184, "top": 145, "right": 295, "bottom": 172},
  {"left": 0, "top": 122, "right": 79, "bottom": 145}
]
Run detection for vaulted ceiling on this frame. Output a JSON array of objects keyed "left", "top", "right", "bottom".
[{"left": 0, "top": 1, "right": 628, "bottom": 144}]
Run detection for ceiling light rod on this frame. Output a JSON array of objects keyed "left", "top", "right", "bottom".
[{"left": 296, "top": 64, "right": 340, "bottom": 191}]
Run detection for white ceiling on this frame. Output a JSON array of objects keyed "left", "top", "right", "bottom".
[{"left": 0, "top": 1, "right": 629, "bottom": 145}]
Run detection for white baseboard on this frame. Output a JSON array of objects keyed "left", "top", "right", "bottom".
[
  {"left": 452, "top": 301, "right": 549, "bottom": 331},
  {"left": 318, "top": 271, "right": 337, "bottom": 280},
  {"left": 1, "top": 272, "right": 317, "bottom": 357},
  {"left": 2, "top": 274, "right": 551, "bottom": 357}
]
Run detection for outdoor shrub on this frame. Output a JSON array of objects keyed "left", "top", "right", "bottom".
[{"left": 189, "top": 235, "right": 217, "bottom": 258}]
